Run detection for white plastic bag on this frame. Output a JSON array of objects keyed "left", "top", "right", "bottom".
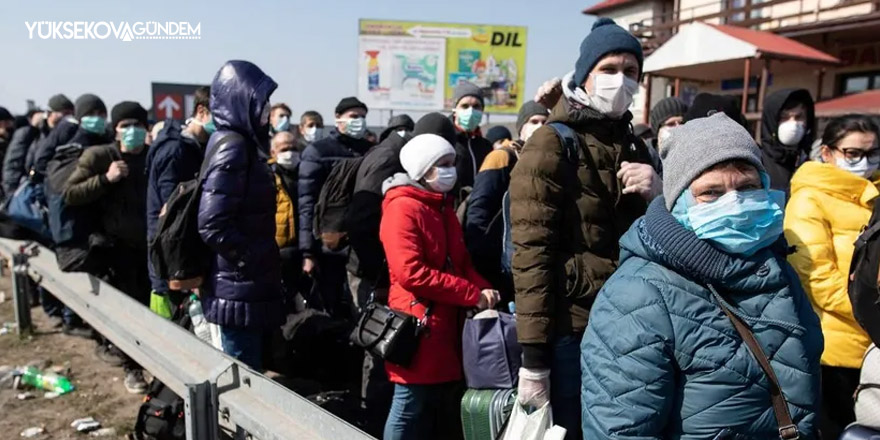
[{"left": 501, "top": 403, "right": 567, "bottom": 440}]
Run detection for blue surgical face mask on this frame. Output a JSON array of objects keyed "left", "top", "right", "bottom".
[
  {"left": 80, "top": 116, "right": 106, "bottom": 134},
  {"left": 338, "top": 117, "right": 366, "bottom": 139},
  {"left": 456, "top": 108, "right": 482, "bottom": 132},
  {"left": 671, "top": 187, "right": 785, "bottom": 256},
  {"left": 274, "top": 116, "right": 290, "bottom": 132},
  {"left": 120, "top": 126, "right": 147, "bottom": 152}
]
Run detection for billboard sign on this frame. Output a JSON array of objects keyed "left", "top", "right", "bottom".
[
  {"left": 151, "top": 82, "right": 209, "bottom": 122},
  {"left": 358, "top": 20, "right": 528, "bottom": 115}
]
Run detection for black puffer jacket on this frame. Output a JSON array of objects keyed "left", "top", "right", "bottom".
[{"left": 760, "top": 88, "right": 815, "bottom": 196}]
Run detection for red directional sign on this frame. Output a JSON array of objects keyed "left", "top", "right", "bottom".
[{"left": 154, "top": 93, "right": 183, "bottom": 120}]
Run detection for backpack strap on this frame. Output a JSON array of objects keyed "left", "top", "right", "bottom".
[
  {"left": 708, "top": 285, "right": 800, "bottom": 440},
  {"left": 547, "top": 122, "right": 580, "bottom": 165}
]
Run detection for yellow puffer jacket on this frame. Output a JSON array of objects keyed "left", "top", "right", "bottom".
[
  {"left": 784, "top": 161, "right": 878, "bottom": 368},
  {"left": 270, "top": 159, "right": 296, "bottom": 248}
]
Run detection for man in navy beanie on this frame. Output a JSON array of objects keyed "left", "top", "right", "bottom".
[{"left": 509, "top": 18, "right": 660, "bottom": 440}]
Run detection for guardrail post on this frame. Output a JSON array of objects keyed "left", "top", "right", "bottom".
[
  {"left": 185, "top": 380, "right": 219, "bottom": 440},
  {"left": 11, "top": 245, "right": 35, "bottom": 335}
]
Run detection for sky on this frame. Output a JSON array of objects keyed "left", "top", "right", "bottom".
[{"left": 0, "top": 0, "right": 596, "bottom": 126}]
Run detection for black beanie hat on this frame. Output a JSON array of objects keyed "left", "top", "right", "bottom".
[
  {"left": 684, "top": 93, "right": 748, "bottom": 129},
  {"left": 110, "top": 101, "right": 148, "bottom": 127},
  {"left": 335, "top": 97, "right": 368, "bottom": 116},
  {"left": 453, "top": 81, "right": 485, "bottom": 108},
  {"left": 48, "top": 94, "right": 75, "bottom": 113},
  {"left": 574, "top": 18, "right": 644, "bottom": 87},
  {"left": 0, "top": 107, "right": 12, "bottom": 122},
  {"left": 74, "top": 94, "right": 107, "bottom": 121},
  {"left": 380, "top": 114, "right": 416, "bottom": 142},
  {"left": 413, "top": 112, "right": 456, "bottom": 146},
  {"left": 486, "top": 126, "right": 512, "bottom": 145},
  {"left": 515, "top": 100, "right": 550, "bottom": 138},
  {"left": 649, "top": 97, "right": 688, "bottom": 134}
]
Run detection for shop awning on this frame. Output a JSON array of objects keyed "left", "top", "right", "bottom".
[
  {"left": 815, "top": 90, "right": 880, "bottom": 117},
  {"left": 643, "top": 22, "right": 840, "bottom": 80}
]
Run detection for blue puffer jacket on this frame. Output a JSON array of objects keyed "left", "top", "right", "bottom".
[
  {"left": 197, "top": 60, "right": 282, "bottom": 330},
  {"left": 297, "top": 130, "right": 372, "bottom": 256},
  {"left": 581, "top": 198, "right": 823, "bottom": 440},
  {"left": 147, "top": 120, "right": 203, "bottom": 293}
]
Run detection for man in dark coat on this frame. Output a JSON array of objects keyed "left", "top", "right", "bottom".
[
  {"left": 146, "top": 86, "right": 211, "bottom": 317},
  {"left": 197, "top": 60, "right": 282, "bottom": 370},
  {"left": 450, "top": 81, "right": 492, "bottom": 202},
  {"left": 298, "top": 96, "right": 373, "bottom": 319},
  {"left": 759, "top": 88, "right": 815, "bottom": 196},
  {"left": 63, "top": 100, "right": 151, "bottom": 394},
  {"left": 3, "top": 94, "right": 74, "bottom": 201}
]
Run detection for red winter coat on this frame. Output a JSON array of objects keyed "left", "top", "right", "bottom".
[{"left": 380, "top": 182, "right": 490, "bottom": 385}]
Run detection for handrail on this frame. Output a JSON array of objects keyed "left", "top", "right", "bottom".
[{"left": 1, "top": 238, "right": 374, "bottom": 440}]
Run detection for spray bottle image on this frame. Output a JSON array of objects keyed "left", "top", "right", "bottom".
[{"left": 366, "top": 50, "right": 380, "bottom": 91}]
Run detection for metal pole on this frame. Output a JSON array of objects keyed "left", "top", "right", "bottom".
[
  {"left": 12, "top": 250, "right": 32, "bottom": 335},
  {"left": 742, "top": 58, "right": 752, "bottom": 115},
  {"left": 816, "top": 68, "right": 825, "bottom": 101},
  {"left": 643, "top": 74, "right": 653, "bottom": 125},
  {"left": 757, "top": 58, "right": 771, "bottom": 142},
  {"left": 674, "top": 78, "right": 682, "bottom": 97}
]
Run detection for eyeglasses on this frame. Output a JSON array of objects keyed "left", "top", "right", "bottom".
[{"left": 834, "top": 146, "right": 880, "bottom": 165}]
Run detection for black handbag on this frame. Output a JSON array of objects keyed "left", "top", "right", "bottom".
[{"left": 350, "top": 301, "right": 431, "bottom": 367}]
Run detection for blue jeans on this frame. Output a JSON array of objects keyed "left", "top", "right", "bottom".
[
  {"left": 39, "top": 286, "right": 79, "bottom": 326},
  {"left": 220, "top": 326, "right": 263, "bottom": 370},
  {"left": 384, "top": 383, "right": 464, "bottom": 440},
  {"left": 551, "top": 334, "right": 584, "bottom": 440}
]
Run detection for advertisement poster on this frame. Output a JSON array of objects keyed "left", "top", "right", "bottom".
[
  {"left": 359, "top": 19, "right": 528, "bottom": 115},
  {"left": 357, "top": 35, "right": 446, "bottom": 111}
]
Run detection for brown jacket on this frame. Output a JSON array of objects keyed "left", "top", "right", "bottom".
[{"left": 509, "top": 99, "right": 653, "bottom": 368}]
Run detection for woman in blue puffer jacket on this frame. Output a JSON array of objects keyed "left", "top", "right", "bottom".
[{"left": 580, "top": 113, "right": 823, "bottom": 439}]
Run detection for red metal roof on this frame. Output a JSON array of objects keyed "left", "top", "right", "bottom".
[
  {"left": 709, "top": 24, "right": 840, "bottom": 64},
  {"left": 583, "top": 0, "right": 637, "bottom": 15},
  {"left": 815, "top": 90, "right": 880, "bottom": 116}
]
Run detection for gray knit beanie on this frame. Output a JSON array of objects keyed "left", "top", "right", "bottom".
[
  {"left": 649, "top": 97, "right": 688, "bottom": 134},
  {"left": 453, "top": 81, "right": 484, "bottom": 108},
  {"left": 659, "top": 112, "right": 766, "bottom": 210}
]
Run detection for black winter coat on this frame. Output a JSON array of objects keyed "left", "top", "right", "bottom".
[{"left": 760, "top": 88, "right": 815, "bottom": 196}]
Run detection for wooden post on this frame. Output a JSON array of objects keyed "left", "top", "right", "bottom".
[
  {"left": 674, "top": 78, "right": 682, "bottom": 97},
  {"left": 742, "top": 58, "right": 752, "bottom": 115},
  {"left": 643, "top": 74, "right": 653, "bottom": 125},
  {"left": 756, "top": 58, "right": 771, "bottom": 141}
]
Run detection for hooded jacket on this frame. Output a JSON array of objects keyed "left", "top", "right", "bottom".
[
  {"left": 345, "top": 131, "right": 411, "bottom": 281},
  {"left": 760, "top": 89, "right": 815, "bottom": 196},
  {"left": 581, "top": 199, "right": 822, "bottom": 439},
  {"left": 197, "top": 60, "right": 282, "bottom": 330},
  {"left": 510, "top": 76, "right": 654, "bottom": 369},
  {"left": 784, "top": 161, "right": 876, "bottom": 368},
  {"left": 3, "top": 123, "right": 48, "bottom": 200},
  {"left": 147, "top": 120, "right": 204, "bottom": 292},
  {"left": 297, "top": 129, "right": 373, "bottom": 256},
  {"left": 33, "top": 117, "right": 95, "bottom": 180},
  {"left": 380, "top": 175, "right": 490, "bottom": 384}
]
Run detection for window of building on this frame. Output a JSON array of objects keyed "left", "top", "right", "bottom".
[{"left": 839, "top": 70, "right": 880, "bottom": 95}]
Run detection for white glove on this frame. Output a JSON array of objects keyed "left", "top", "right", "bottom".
[
  {"left": 517, "top": 367, "right": 551, "bottom": 407},
  {"left": 617, "top": 161, "right": 662, "bottom": 201},
  {"left": 535, "top": 77, "right": 563, "bottom": 109}
]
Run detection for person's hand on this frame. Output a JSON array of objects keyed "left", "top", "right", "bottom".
[
  {"left": 618, "top": 161, "right": 662, "bottom": 201},
  {"left": 535, "top": 77, "right": 563, "bottom": 109},
  {"left": 302, "top": 257, "right": 317, "bottom": 276},
  {"left": 517, "top": 368, "right": 550, "bottom": 407},
  {"left": 477, "top": 289, "right": 500, "bottom": 310},
  {"left": 105, "top": 160, "right": 129, "bottom": 183}
]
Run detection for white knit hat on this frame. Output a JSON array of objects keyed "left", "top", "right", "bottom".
[{"left": 399, "top": 134, "right": 456, "bottom": 181}]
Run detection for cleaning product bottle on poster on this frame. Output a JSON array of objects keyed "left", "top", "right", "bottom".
[{"left": 366, "top": 51, "right": 380, "bottom": 91}]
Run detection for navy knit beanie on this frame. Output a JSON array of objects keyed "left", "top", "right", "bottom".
[{"left": 573, "top": 18, "right": 644, "bottom": 87}]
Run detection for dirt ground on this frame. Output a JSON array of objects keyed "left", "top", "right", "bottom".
[{"left": 0, "top": 275, "right": 143, "bottom": 440}]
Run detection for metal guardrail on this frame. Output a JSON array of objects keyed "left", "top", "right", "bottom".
[{"left": 1, "top": 238, "right": 374, "bottom": 440}]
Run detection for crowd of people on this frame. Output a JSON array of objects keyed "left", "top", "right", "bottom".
[{"left": 1, "top": 16, "right": 880, "bottom": 440}]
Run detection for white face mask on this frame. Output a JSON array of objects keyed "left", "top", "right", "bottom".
[
  {"left": 577, "top": 73, "right": 639, "bottom": 118},
  {"left": 276, "top": 151, "right": 296, "bottom": 169},
  {"left": 397, "top": 129, "right": 407, "bottom": 138},
  {"left": 303, "top": 126, "right": 318, "bottom": 142},
  {"left": 778, "top": 120, "right": 806, "bottom": 147},
  {"left": 425, "top": 166, "right": 457, "bottom": 193},
  {"left": 836, "top": 156, "right": 879, "bottom": 179},
  {"left": 521, "top": 122, "right": 543, "bottom": 143}
]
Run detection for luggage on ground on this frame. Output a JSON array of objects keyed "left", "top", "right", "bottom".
[{"left": 461, "top": 388, "right": 515, "bottom": 440}]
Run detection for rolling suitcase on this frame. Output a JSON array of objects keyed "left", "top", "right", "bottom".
[{"left": 461, "top": 388, "right": 515, "bottom": 440}]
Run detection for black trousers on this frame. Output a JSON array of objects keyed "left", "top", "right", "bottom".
[{"left": 820, "top": 365, "right": 861, "bottom": 440}]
